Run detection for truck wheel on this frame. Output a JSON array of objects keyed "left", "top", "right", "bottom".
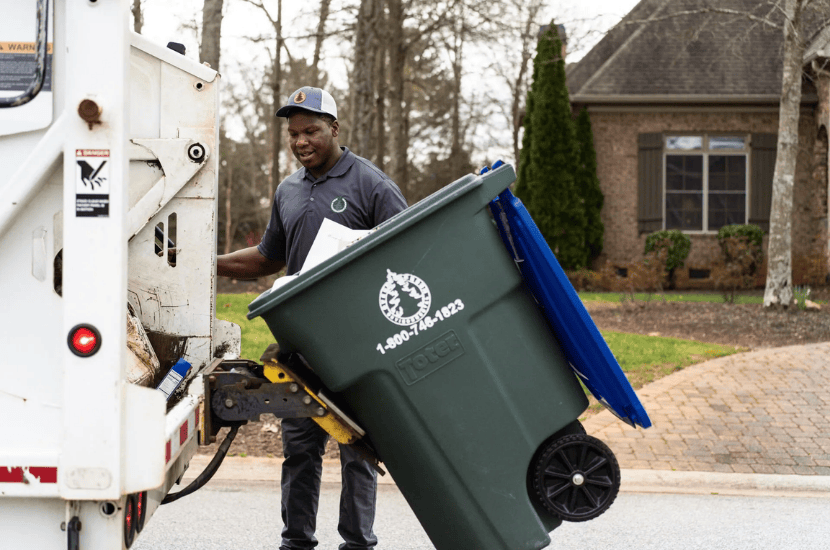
[
  {"left": 531, "top": 433, "right": 620, "bottom": 522},
  {"left": 135, "top": 491, "right": 147, "bottom": 533},
  {"left": 124, "top": 494, "right": 137, "bottom": 548}
]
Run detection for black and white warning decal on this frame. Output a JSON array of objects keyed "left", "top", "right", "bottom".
[{"left": 75, "top": 149, "right": 110, "bottom": 217}]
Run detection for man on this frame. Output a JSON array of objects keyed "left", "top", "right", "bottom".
[{"left": 217, "top": 86, "right": 407, "bottom": 550}]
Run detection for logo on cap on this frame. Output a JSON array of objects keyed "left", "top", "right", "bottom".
[{"left": 294, "top": 91, "right": 306, "bottom": 104}]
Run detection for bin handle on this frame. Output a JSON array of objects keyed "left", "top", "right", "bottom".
[
  {"left": 0, "top": 0, "right": 50, "bottom": 109},
  {"left": 491, "top": 194, "right": 524, "bottom": 263}
]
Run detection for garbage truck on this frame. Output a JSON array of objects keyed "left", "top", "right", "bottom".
[
  {"left": 1, "top": 1, "right": 652, "bottom": 549},
  {"left": 0, "top": 1, "right": 240, "bottom": 548}
]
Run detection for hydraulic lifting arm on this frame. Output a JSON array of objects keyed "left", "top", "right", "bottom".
[{"left": 199, "top": 344, "right": 384, "bottom": 482}]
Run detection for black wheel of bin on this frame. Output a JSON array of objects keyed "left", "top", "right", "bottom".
[
  {"left": 531, "top": 433, "right": 620, "bottom": 522},
  {"left": 553, "top": 419, "right": 586, "bottom": 438}
]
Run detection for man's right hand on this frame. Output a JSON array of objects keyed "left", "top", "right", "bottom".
[{"left": 217, "top": 246, "right": 285, "bottom": 279}]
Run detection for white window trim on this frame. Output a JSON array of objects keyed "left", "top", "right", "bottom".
[{"left": 662, "top": 133, "right": 750, "bottom": 234}]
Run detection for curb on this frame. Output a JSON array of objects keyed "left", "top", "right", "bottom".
[
  {"left": 185, "top": 455, "right": 397, "bottom": 485},
  {"left": 620, "top": 469, "right": 830, "bottom": 498},
  {"left": 186, "top": 456, "right": 830, "bottom": 497}
]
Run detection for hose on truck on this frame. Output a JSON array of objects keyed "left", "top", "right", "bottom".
[{"left": 161, "top": 423, "right": 242, "bottom": 505}]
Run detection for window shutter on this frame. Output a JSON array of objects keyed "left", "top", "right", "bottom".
[
  {"left": 638, "top": 133, "right": 663, "bottom": 234},
  {"left": 749, "top": 133, "right": 777, "bottom": 232}
]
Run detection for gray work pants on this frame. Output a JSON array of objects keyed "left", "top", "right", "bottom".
[{"left": 279, "top": 416, "right": 378, "bottom": 550}]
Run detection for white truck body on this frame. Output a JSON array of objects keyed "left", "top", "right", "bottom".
[{"left": 0, "top": 1, "right": 237, "bottom": 547}]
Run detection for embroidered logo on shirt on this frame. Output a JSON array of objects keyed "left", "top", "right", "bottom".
[
  {"left": 294, "top": 91, "right": 306, "bottom": 104},
  {"left": 331, "top": 196, "right": 348, "bottom": 213}
]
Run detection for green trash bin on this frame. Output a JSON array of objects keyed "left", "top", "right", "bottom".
[{"left": 248, "top": 164, "right": 591, "bottom": 550}]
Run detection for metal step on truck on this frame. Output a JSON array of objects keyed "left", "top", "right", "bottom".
[{"left": 0, "top": 1, "right": 243, "bottom": 547}]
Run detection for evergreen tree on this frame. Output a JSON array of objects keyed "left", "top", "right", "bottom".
[
  {"left": 515, "top": 23, "right": 587, "bottom": 269},
  {"left": 513, "top": 86, "right": 535, "bottom": 204},
  {"left": 574, "top": 107, "right": 604, "bottom": 261}
]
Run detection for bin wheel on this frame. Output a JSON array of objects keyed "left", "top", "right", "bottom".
[
  {"left": 553, "top": 420, "right": 586, "bottom": 438},
  {"left": 531, "top": 433, "right": 620, "bottom": 522}
]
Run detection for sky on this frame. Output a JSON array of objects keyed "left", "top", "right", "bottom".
[
  {"left": 138, "top": 0, "right": 642, "bottom": 164},
  {"left": 140, "top": 0, "right": 641, "bottom": 65}
]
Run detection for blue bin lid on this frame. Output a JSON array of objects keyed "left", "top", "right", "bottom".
[{"left": 489, "top": 184, "right": 651, "bottom": 429}]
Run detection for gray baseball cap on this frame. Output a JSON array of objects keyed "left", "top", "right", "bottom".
[{"left": 276, "top": 86, "right": 338, "bottom": 119}]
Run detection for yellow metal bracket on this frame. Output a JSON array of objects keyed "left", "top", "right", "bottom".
[{"left": 263, "top": 361, "right": 363, "bottom": 445}]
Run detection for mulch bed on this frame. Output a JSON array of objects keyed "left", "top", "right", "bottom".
[
  {"left": 586, "top": 299, "right": 830, "bottom": 350},
  {"left": 199, "top": 299, "right": 830, "bottom": 459}
]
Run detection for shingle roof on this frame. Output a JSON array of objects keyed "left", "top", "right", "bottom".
[{"left": 568, "top": 0, "right": 829, "bottom": 100}]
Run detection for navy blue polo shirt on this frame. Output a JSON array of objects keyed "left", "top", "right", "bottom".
[{"left": 258, "top": 147, "right": 407, "bottom": 275}]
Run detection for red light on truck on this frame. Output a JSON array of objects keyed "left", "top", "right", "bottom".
[{"left": 68, "top": 324, "right": 101, "bottom": 357}]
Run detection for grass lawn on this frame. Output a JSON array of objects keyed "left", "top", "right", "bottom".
[
  {"left": 217, "top": 292, "right": 745, "bottom": 420},
  {"left": 216, "top": 293, "right": 275, "bottom": 361},
  {"left": 579, "top": 291, "right": 764, "bottom": 305},
  {"left": 601, "top": 330, "right": 741, "bottom": 390},
  {"left": 575, "top": 330, "right": 743, "bottom": 418}
]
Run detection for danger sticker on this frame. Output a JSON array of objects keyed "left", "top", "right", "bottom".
[{"left": 75, "top": 149, "right": 110, "bottom": 217}]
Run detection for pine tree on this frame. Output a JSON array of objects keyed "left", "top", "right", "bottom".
[
  {"left": 574, "top": 108, "right": 604, "bottom": 261},
  {"left": 513, "top": 87, "right": 535, "bottom": 204},
  {"left": 515, "top": 24, "right": 587, "bottom": 269}
]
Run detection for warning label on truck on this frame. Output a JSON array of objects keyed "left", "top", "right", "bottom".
[
  {"left": 0, "top": 42, "right": 53, "bottom": 92},
  {"left": 75, "top": 149, "right": 110, "bottom": 218}
]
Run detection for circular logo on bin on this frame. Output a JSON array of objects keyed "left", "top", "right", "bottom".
[{"left": 379, "top": 269, "right": 431, "bottom": 326}]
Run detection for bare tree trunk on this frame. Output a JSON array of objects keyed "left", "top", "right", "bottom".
[
  {"left": 449, "top": 10, "right": 464, "bottom": 178},
  {"left": 375, "top": 40, "right": 387, "bottom": 170},
  {"left": 272, "top": 0, "right": 283, "bottom": 199},
  {"left": 132, "top": 0, "right": 143, "bottom": 34},
  {"left": 311, "top": 0, "right": 332, "bottom": 87},
  {"left": 763, "top": 0, "right": 805, "bottom": 308},
  {"left": 511, "top": 1, "right": 543, "bottom": 172},
  {"left": 200, "top": 0, "right": 224, "bottom": 70},
  {"left": 387, "top": 0, "right": 407, "bottom": 190},
  {"left": 353, "top": 0, "right": 381, "bottom": 157}
]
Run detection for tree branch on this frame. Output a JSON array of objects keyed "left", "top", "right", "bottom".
[{"left": 621, "top": 7, "right": 783, "bottom": 30}]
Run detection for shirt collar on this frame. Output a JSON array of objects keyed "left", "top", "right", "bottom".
[{"left": 302, "top": 147, "right": 355, "bottom": 183}]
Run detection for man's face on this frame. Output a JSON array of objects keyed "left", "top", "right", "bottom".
[{"left": 287, "top": 111, "right": 340, "bottom": 178}]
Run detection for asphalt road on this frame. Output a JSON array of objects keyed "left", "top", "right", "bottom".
[{"left": 133, "top": 481, "right": 830, "bottom": 550}]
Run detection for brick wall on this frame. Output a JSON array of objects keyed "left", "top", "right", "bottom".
[{"left": 588, "top": 109, "right": 827, "bottom": 288}]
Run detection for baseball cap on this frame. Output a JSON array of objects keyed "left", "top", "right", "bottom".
[{"left": 276, "top": 86, "right": 338, "bottom": 119}]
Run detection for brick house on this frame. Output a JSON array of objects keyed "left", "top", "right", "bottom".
[{"left": 567, "top": 0, "right": 830, "bottom": 288}]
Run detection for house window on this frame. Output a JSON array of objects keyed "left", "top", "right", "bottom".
[{"left": 664, "top": 134, "right": 748, "bottom": 232}]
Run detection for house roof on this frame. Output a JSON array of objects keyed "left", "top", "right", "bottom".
[{"left": 568, "top": 0, "right": 829, "bottom": 103}]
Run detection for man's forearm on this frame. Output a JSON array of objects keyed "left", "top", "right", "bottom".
[{"left": 217, "top": 246, "right": 285, "bottom": 279}]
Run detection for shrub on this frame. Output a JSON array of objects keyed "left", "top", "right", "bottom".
[
  {"left": 597, "top": 257, "right": 663, "bottom": 304},
  {"left": 716, "top": 224, "right": 764, "bottom": 254},
  {"left": 566, "top": 267, "right": 601, "bottom": 291},
  {"left": 643, "top": 230, "right": 692, "bottom": 289},
  {"left": 712, "top": 224, "right": 764, "bottom": 302}
]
